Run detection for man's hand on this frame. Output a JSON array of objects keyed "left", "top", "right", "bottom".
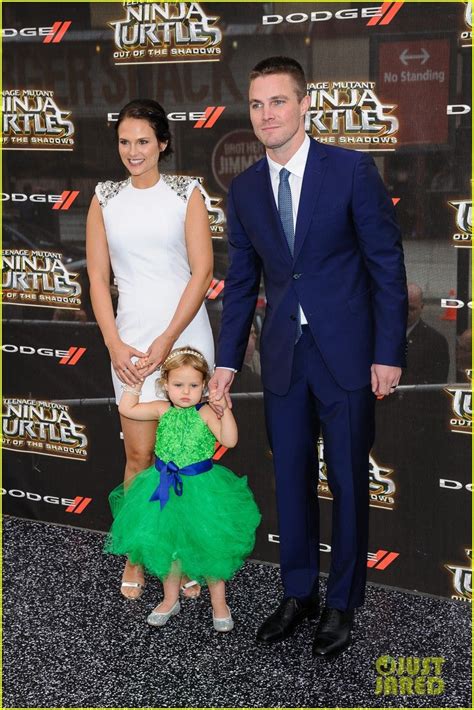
[
  {"left": 212, "top": 394, "right": 229, "bottom": 412},
  {"left": 371, "top": 364, "right": 402, "bottom": 398},
  {"left": 208, "top": 368, "right": 235, "bottom": 417}
]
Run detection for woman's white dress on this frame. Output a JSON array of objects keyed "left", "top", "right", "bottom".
[{"left": 95, "top": 175, "right": 214, "bottom": 403}]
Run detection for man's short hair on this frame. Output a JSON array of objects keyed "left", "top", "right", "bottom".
[{"left": 250, "top": 56, "right": 307, "bottom": 101}]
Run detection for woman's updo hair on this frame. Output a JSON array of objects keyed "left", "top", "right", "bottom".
[{"left": 115, "top": 99, "right": 173, "bottom": 159}]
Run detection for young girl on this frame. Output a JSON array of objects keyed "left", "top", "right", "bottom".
[{"left": 104, "top": 347, "right": 261, "bottom": 631}]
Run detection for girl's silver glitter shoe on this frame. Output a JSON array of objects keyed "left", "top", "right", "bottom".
[
  {"left": 147, "top": 599, "right": 181, "bottom": 627},
  {"left": 212, "top": 605, "right": 234, "bottom": 632}
]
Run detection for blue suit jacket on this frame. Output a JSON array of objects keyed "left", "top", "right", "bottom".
[{"left": 217, "top": 139, "right": 408, "bottom": 395}]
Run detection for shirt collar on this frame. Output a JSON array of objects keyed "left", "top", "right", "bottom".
[
  {"left": 406, "top": 318, "right": 421, "bottom": 336},
  {"left": 267, "top": 134, "right": 311, "bottom": 181}
]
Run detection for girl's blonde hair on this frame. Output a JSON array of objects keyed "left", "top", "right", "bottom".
[{"left": 157, "top": 346, "right": 210, "bottom": 396}]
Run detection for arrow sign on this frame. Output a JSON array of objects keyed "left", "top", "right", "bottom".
[
  {"left": 379, "top": 38, "right": 450, "bottom": 145},
  {"left": 400, "top": 48, "right": 430, "bottom": 65}
]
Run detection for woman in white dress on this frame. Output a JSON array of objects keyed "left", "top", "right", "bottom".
[{"left": 86, "top": 99, "right": 214, "bottom": 598}]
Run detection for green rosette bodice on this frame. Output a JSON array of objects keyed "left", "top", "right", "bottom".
[{"left": 155, "top": 405, "right": 215, "bottom": 467}]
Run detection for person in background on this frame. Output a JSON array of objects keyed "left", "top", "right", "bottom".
[
  {"left": 232, "top": 322, "right": 262, "bottom": 393},
  {"left": 456, "top": 328, "right": 472, "bottom": 382},
  {"left": 405, "top": 283, "right": 450, "bottom": 385}
]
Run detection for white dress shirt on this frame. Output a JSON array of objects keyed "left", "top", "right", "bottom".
[{"left": 267, "top": 134, "right": 310, "bottom": 324}]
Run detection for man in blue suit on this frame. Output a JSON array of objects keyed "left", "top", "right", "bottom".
[{"left": 209, "top": 57, "right": 407, "bottom": 658}]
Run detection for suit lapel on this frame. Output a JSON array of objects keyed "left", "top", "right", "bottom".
[
  {"left": 293, "top": 139, "right": 327, "bottom": 262},
  {"left": 255, "top": 157, "right": 293, "bottom": 262}
]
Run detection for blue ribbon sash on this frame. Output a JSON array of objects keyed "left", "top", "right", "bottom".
[{"left": 149, "top": 456, "right": 213, "bottom": 509}]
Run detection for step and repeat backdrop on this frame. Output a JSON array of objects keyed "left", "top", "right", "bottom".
[{"left": 2, "top": 1, "right": 472, "bottom": 601}]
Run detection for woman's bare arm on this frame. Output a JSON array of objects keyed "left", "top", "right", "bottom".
[{"left": 86, "top": 195, "right": 146, "bottom": 386}]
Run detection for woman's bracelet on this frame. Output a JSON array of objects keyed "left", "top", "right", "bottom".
[{"left": 122, "top": 384, "right": 142, "bottom": 396}]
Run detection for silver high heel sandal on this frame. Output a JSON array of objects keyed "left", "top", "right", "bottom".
[
  {"left": 147, "top": 599, "right": 181, "bottom": 627},
  {"left": 120, "top": 581, "right": 145, "bottom": 600},
  {"left": 212, "top": 605, "right": 234, "bottom": 632},
  {"left": 180, "top": 579, "right": 201, "bottom": 599}
]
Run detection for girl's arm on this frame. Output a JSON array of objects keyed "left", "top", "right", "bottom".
[
  {"left": 86, "top": 196, "right": 146, "bottom": 387},
  {"left": 139, "top": 187, "right": 214, "bottom": 376},
  {"left": 118, "top": 387, "right": 170, "bottom": 421},
  {"left": 200, "top": 401, "right": 238, "bottom": 449}
]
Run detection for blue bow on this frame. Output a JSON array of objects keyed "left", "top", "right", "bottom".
[{"left": 150, "top": 456, "right": 213, "bottom": 509}]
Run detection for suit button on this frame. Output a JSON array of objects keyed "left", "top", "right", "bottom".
[
  {"left": 290, "top": 315, "right": 296, "bottom": 321},
  {"left": 293, "top": 273, "right": 302, "bottom": 279}
]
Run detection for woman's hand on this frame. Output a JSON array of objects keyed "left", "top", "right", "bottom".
[
  {"left": 139, "top": 333, "right": 176, "bottom": 377},
  {"left": 108, "top": 339, "right": 148, "bottom": 386}
]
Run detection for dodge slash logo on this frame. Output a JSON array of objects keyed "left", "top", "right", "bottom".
[
  {"left": 2, "top": 21, "right": 72, "bottom": 42},
  {"left": 108, "top": 108, "right": 226, "bottom": 128},
  {"left": 262, "top": 3, "right": 404, "bottom": 27},
  {"left": 2, "top": 191, "right": 79, "bottom": 209},
  {"left": 2, "top": 488, "right": 92, "bottom": 513},
  {"left": 2, "top": 344, "right": 87, "bottom": 365}
]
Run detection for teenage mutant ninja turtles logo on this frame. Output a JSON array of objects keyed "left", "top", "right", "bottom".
[
  {"left": 317, "top": 437, "right": 396, "bottom": 509},
  {"left": 445, "top": 370, "right": 472, "bottom": 434},
  {"left": 2, "top": 90, "right": 74, "bottom": 150},
  {"left": 446, "top": 549, "right": 472, "bottom": 602},
  {"left": 449, "top": 199, "right": 472, "bottom": 248},
  {"left": 2, "top": 398, "right": 88, "bottom": 461},
  {"left": 193, "top": 177, "right": 225, "bottom": 236},
  {"left": 2, "top": 250, "right": 82, "bottom": 310},
  {"left": 110, "top": 2, "right": 222, "bottom": 64},
  {"left": 305, "top": 81, "right": 399, "bottom": 149}
]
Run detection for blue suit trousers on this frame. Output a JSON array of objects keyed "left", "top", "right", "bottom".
[{"left": 263, "top": 326, "right": 375, "bottom": 609}]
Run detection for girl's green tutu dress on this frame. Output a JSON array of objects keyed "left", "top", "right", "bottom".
[{"left": 104, "top": 404, "right": 261, "bottom": 584}]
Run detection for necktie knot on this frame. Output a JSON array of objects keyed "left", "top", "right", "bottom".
[{"left": 279, "top": 167, "right": 290, "bottom": 183}]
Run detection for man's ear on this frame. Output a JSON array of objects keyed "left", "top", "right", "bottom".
[{"left": 300, "top": 93, "right": 311, "bottom": 116}]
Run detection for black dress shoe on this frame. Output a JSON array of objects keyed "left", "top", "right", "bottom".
[
  {"left": 257, "top": 596, "right": 320, "bottom": 644},
  {"left": 312, "top": 607, "right": 354, "bottom": 658}
]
